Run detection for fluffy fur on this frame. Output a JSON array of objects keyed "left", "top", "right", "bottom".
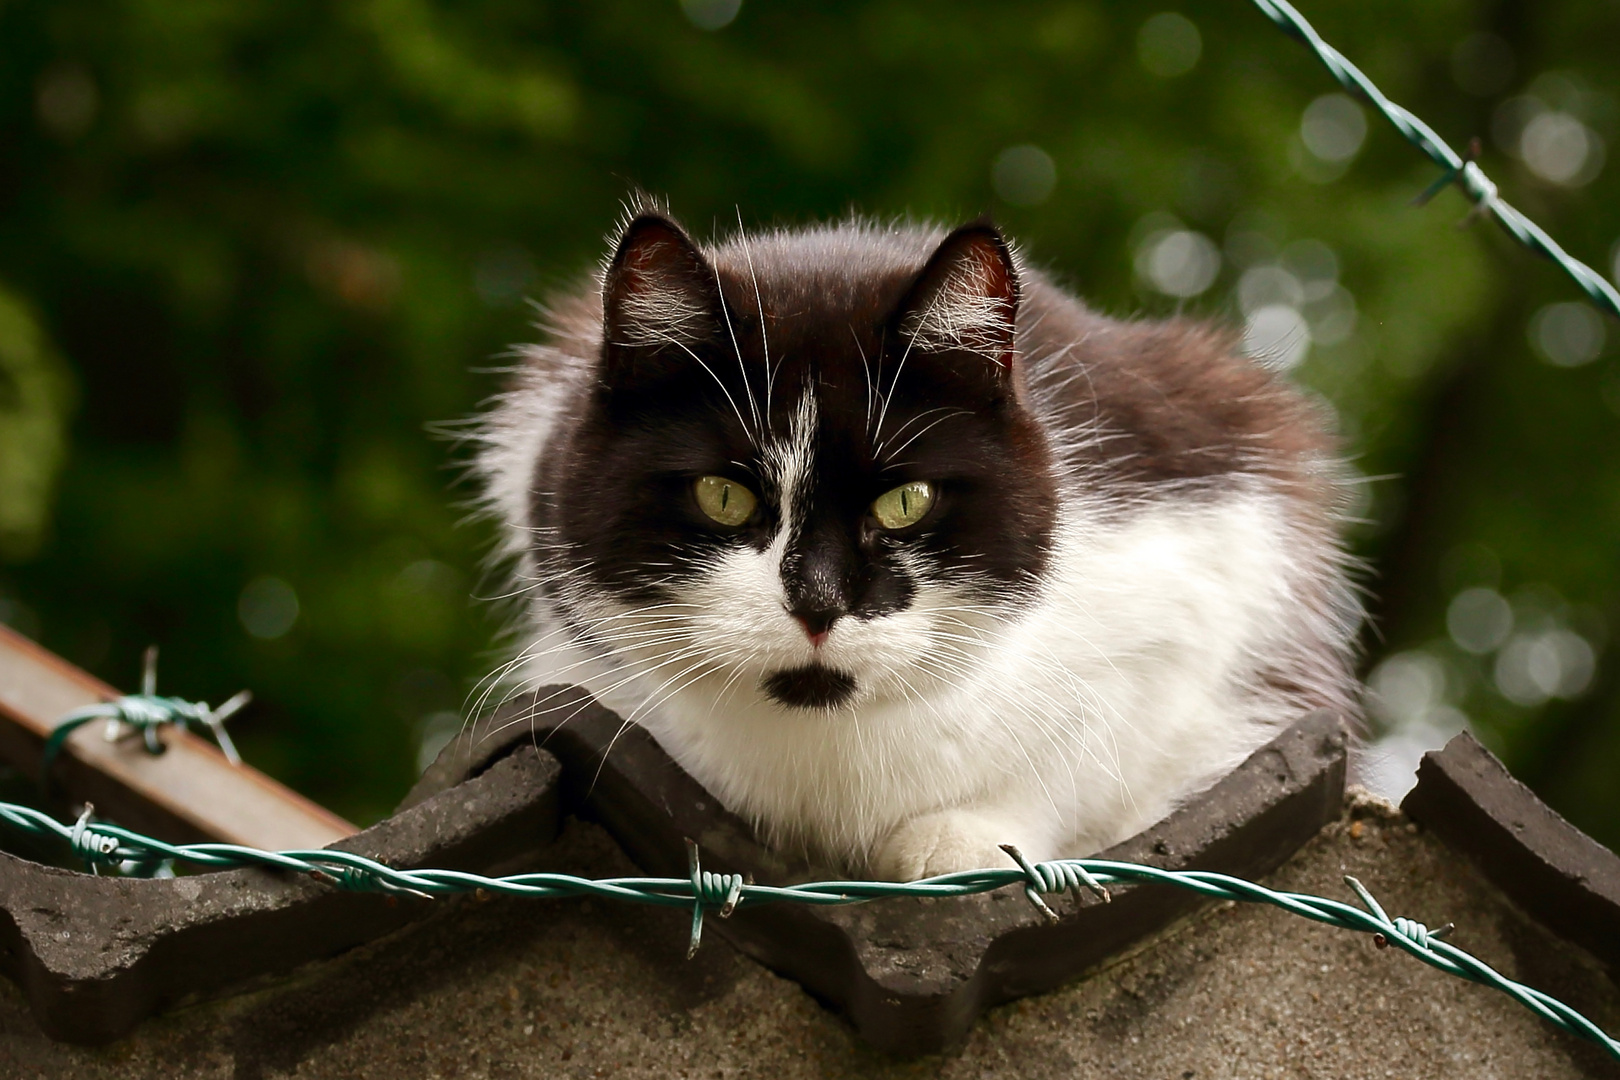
[{"left": 476, "top": 204, "right": 1360, "bottom": 880}]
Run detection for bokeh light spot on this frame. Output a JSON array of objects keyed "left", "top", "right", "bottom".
[
  {"left": 1495, "top": 630, "right": 1596, "bottom": 705},
  {"left": 1520, "top": 111, "right": 1604, "bottom": 186},
  {"left": 992, "top": 144, "right": 1057, "bottom": 206},
  {"left": 680, "top": 0, "right": 742, "bottom": 31},
  {"left": 1242, "top": 304, "right": 1310, "bottom": 371},
  {"left": 1301, "top": 94, "right": 1367, "bottom": 163},
  {"left": 1136, "top": 230, "right": 1220, "bottom": 297},
  {"left": 239, "top": 577, "right": 300, "bottom": 640},
  {"left": 1529, "top": 302, "right": 1605, "bottom": 367},
  {"left": 1447, "top": 587, "right": 1513, "bottom": 654},
  {"left": 1238, "top": 265, "right": 1304, "bottom": 314},
  {"left": 1137, "top": 13, "right": 1202, "bottom": 78},
  {"left": 1368, "top": 651, "right": 1448, "bottom": 727}
]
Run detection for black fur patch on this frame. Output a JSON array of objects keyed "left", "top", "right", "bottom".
[{"left": 761, "top": 664, "right": 859, "bottom": 709}]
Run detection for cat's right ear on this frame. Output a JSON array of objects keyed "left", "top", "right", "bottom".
[
  {"left": 894, "top": 222, "right": 1020, "bottom": 373},
  {"left": 601, "top": 213, "right": 720, "bottom": 371}
]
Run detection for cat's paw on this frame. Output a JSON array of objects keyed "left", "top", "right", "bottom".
[{"left": 871, "top": 810, "right": 1014, "bottom": 881}]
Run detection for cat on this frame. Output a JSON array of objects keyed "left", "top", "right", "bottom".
[{"left": 477, "top": 200, "right": 1360, "bottom": 880}]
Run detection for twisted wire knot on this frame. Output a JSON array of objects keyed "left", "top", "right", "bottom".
[
  {"left": 308, "top": 862, "right": 434, "bottom": 902},
  {"left": 1000, "top": 845, "right": 1110, "bottom": 921},
  {"left": 1411, "top": 140, "right": 1497, "bottom": 219},
  {"left": 1030, "top": 859, "right": 1111, "bottom": 901},
  {"left": 695, "top": 869, "right": 746, "bottom": 913},
  {"left": 309, "top": 864, "right": 374, "bottom": 891},
  {"left": 1392, "top": 917, "right": 1434, "bottom": 949},
  {"left": 113, "top": 694, "right": 206, "bottom": 727},
  {"left": 1459, "top": 161, "right": 1499, "bottom": 209},
  {"left": 1377, "top": 916, "right": 1454, "bottom": 952},
  {"left": 69, "top": 807, "right": 123, "bottom": 869},
  {"left": 1345, "top": 876, "right": 1454, "bottom": 953},
  {"left": 112, "top": 694, "right": 212, "bottom": 753},
  {"left": 684, "top": 840, "right": 745, "bottom": 958}
]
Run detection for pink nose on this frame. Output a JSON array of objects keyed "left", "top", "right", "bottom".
[{"left": 793, "top": 615, "right": 830, "bottom": 648}]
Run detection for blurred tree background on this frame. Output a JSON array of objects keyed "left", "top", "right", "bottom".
[{"left": 0, "top": 0, "right": 1616, "bottom": 838}]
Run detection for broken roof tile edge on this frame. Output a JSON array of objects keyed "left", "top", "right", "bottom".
[{"left": 1402, "top": 732, "right": 1620, "bottom": 976}]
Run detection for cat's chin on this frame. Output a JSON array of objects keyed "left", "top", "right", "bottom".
[{"left": 760, "top": 663, "right": 858, "bottom": 710}]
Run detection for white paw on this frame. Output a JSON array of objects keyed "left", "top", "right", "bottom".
[{"left": 871, "top": 809, "right": 1014, "bottom": 881}]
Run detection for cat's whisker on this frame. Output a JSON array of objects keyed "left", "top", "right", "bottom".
[
  {"left": 931, "top": 602, "right": 1137, "bottom": 715},
  {"left": 489, "top": 640, "right": 727, "bottom": 765},
  {"left": 467, "top": 676, "right": 626, "bottom": 756},
  {"left": 483, "top": 608, "right": 701, "bottom": 674},
  {"left": 878, "top": 407, "right": 972, "bottom": 463},
  {"left": 850, "top": 324, "right": 876, "bottom": 439},
  {"left": 924, "top": 629, "right": 1126, "bottom": 769},
  {"left": 590, "top": 651, "right": 732, "bottom": 792},
  {"left": 871, "top": 316, "right": 923, "bottom": 448},
  {"left": 908, "top": 648, "right": 1107, "bottom": 792},
  {"left": 709, "top": 249, "right": 762, "bottom": 442},
  {"left": 732, "top": 209, "right": 776, "bottom": 436},
  {"left": 651, "top": 330, "right": 760, "bottom": 449},
  {"left": 917, "top": 628, "right": 1130, "bottom": 789},
  {"left": 463, "top": 607, "right": 713, "bottom": 731},
  {"left": 589, "top": 637, "right": 757, "bottom": 756}
]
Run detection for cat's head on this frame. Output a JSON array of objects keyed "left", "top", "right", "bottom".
[{"left": 533, "top": 210, "right": 1058, "bottom": 712}]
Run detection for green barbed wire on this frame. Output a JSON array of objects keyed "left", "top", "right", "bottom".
[
  {"left": 2, "top": 783, "right": 1616, "bottom": 1059},
  {"left": 1252, "top": 0, "right": 1620, "bottom": 321},
  {"left": 41, "top": 693, "right": 249, "bottom": 778},
  {"left": 40, "top": 649, "right": 249, "bottom": 792}
]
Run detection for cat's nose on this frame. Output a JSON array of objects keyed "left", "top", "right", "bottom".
[{"left": 789, "top": 608, "right": 840, "bottom": 648}]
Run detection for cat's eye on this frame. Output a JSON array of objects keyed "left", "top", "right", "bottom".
[
  {"left": 871, "top": 481, "right": 935, "bottom": 530},
  {"left": 693, "top": 475, "right": 757, "bottom": 527}
]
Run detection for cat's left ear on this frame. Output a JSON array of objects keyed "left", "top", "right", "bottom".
[
  {"left": 894, "top": 221, "right": 1020, "bottom": 372},
  {"left": 601, "top": 211, "right": 721, "bottom": 359}
]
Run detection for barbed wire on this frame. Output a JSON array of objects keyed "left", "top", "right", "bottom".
[
  {"left": 1251, "top": 0, "right": 1620, "bottom": 321},
  {"left": 40, "top": 648, "right": 248, "bottom": 791},
  {"left": 2, "top": 789, "right": 1615, "bottom": 1059}
]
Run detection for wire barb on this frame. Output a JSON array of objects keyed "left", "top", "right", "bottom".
[
  {"left": 68, "top": 805, "right": 122, "bottom": 871},
  {"left": 684, "top": 839, "right": 744, "bottom": 958},
  {"left": 205, "top": 690, "right": 252, "bottom": 767},
  {"left": 1001, "top": 845, "right": 1111, "bottom": 921},
  {"left": 1343, "top": 876, "right": 1457, "bottom": 955},
  {"left": 1411, "top": 137, "right": 1484, "bottom": 208}
]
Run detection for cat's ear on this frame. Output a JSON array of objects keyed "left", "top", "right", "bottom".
[
  {"left": 894, "top": 222, "right": 1020, "bottom": 371},
  {"left": 601, "top": 212, "right": 720, "bottom": 359}
]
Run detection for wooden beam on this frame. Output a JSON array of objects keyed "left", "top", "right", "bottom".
[{"left": 0, "top": 624, "right": 355, "bottom": 850}]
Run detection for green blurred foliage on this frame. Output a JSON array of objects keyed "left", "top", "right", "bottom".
[
  {"left": 0, "top": 0, "right": 1616, "bottom": 838},
  {"left": 0, "top": 287, "right": 74, "bottom": 559}
]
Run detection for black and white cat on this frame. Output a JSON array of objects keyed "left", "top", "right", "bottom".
[{"left": 478, "top": 202, "right": 1360, "bottom": 879}]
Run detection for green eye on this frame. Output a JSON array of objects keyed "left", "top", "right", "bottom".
[
  {"left": 693, "top": 475, "right": 757, "bottom": 526},
  {"left": 871, "top": 481, "right": 935, "bottom": 530}
]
